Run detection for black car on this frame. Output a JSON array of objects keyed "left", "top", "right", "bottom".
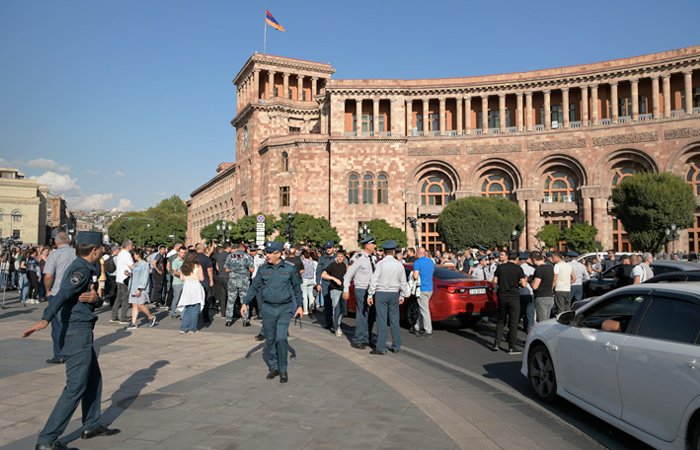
[
  {"left": 644, "top": 269, "right": 700, "bottom": 284},
  {"left": 583, "top": 260, "right": 700, "bottom": 297}
]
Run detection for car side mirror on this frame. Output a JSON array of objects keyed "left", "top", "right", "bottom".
[{"left": 557, "top": 310, "right": 576, "bottom": 326}]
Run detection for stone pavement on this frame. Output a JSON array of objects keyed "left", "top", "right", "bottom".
[{"left": 0, "top": 295, "right": 602, "bottom": 450}]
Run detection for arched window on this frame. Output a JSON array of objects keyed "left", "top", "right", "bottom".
[
  {"left": 420, "top": 172, "right": 452, "bottom": 206},
  {"left": 11, "top": 210, "right": 22, "bottom": 223},
  {"left": 480, "top": 169, "right": 513, "bottom": 199},
  {"left": 377, "top": 173, "right": 388, "bottom": 204},
  {"left": 543, "top": 170, "right": 576, "bottom": 202},
  {"left": 348, "top": 173, "right": 359, "bottom": 204},
  {"left": 362, "top": 173, "right": 374, "bottom": 205},
  {"left": 281, "top": 151, "right": 289, "bottom": 172},
  {"left": 612, "top": 166, "right": 637, "bottom": 186},
  {"left": 243, "top": 126, "right": 249, "bottom": 150},
  {"left": 687, "top": 156, "right": 700, "bottom": 195}
]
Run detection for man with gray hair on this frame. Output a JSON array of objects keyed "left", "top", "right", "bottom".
[
  {"left": 632, "top": 252, "right": 654, "bottom": 284},
  {"left": 110, "top": 240, "right": 133, "bottom": 324},
  {"left": 43, "top": 231, "right": 76, "bottom": 364}
]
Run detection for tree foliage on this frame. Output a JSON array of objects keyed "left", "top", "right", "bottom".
[
  {"left": 611, "top": 172, "right": 695, "bottom": 252},
  {"left": 273, "top": 213, "right": 340, "bottom": 248},
  {"left": 562, "top": 222, "right": 601, "bottom": 253},
  {"left": 364, "top": 219, "right": 407, "bottom": 249},
  {"left": 535, "top": 224, "right": 562, "bottom": 250},
  {"left": 437, "top": 197, "right": 524, "bottom": 251},
  {"left": 108, "top": 195, "right": 187, "bottom": 247},
  {"left": 199, "top": 214, "right": 277, "bottom": 244}
]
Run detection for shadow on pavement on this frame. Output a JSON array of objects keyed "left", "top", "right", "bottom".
[
  {"left": 94, "top": 328, "right": 131, "bottom": 354},
  {"left": 0, "top": 308, "right": 37, "bottom": 320}
]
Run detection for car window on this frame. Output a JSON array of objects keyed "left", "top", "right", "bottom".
[
  {"left": 636, "top": 296, "right": 700, "bottom": 345},
  {"left": 601, "top": 267, "right": 617, "bottom": 279},
  {"left": 576, "top": 294, "right": 649, "bottom": 331},
  {"left": 650, "top": 265, "right": 674, "bottom": 276},
  {"left": 433, "top": 268, "right": 468, "bottom": 280}
]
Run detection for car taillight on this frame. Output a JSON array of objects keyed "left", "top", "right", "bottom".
[{"left": 438, "top": 285, "right": 467, "bottom": 294}]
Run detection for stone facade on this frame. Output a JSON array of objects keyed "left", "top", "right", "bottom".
[
  {"left": 188, "top": 48, "right": 700, "bottom": 252},
  {"left": 0, "top": 168, "right": 48, "bottom": 244}
]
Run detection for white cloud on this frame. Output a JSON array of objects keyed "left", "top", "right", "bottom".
[
  {"left": 72, "top": 193, "right": 115, "bottom": 210},
  {"left": 114, "top": 170, "right": 126, "bottom": 177},
  {"left": 117, "top": 198, "right": 133, "bottom": 210},
  {"left": 32, "top": 171, "right": 79, "bottom": 193},
  {"left": 26, "top": 158, "right": 71, "bottom": 173}
]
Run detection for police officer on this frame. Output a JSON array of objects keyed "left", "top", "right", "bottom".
[
  {"left": 472, "top": 256, "right": 488, "bottom": 281},
  {"left": 224, "top": 242, "right": 254, "bottom": 327},
  {"left": 367, "top": 240, "right": 409, "bottom": 355},
  {"left": 342, "top": 235, "right": 377, "bottom": 349},
  {"left": 315, "top": 241, "right": 336, "bottom": 329},
  {"left": 241, "top": 242, "right": 303, "bottom": 383},
  {"left": 22, "top": 231, "right": 120, "bottom": 450}
]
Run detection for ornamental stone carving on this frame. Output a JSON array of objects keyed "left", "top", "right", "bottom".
[
  {"left": 592, "top": 132, "right": 658, "bottom": 146},
  {"left": 467, "top": 144, "right": 522, "bottom": 155},
  {"left": 407, "top": 147, "right": 461, "bottom": 156},
  {"left": 528, "top": 139, "right": 587, "bottom": 152},
  {"left": 664, "top": 128, "right": 700, "bottom": 140}
]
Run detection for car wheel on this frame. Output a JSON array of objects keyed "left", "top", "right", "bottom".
[
  {"left": 401, "top": 297, "right": 419, "bottom": 328},
  {"left": 527, "top": 344, "right": 558, "bottom": 403},
  {"left": 691, "top": 420, "right": 700, "bottom": 450}
]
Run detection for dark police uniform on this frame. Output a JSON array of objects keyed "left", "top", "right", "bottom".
[
  {"left": 243, "top": 242, "right": 302, "bottom": 377},
  {"left": 315, "top": 241, "right": 336, "bottom": 328},
  {"left": 34, "top": 232, "right": 118, "bottom": 449}
]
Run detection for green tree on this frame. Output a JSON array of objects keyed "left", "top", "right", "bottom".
[
  {"left": 561, "top": 222, "right": 601, "bottom": 253},
  {"left": 365, "top": 219, "right": 407, "bottom": 248},
  {"left": 535, "top": 224, "right": 562, "bottom": 251},
  {"left": 274, "top": 213, "right": 340, "bottom": 248},
  {"left": 611, "top": 172, "right": 695, "bottom": 252},
  {"left": 108, "top": 195, "right": 187, "bottom": 247},
  {"left": 199, "top": 214, "right": 277, "bottom": 244},
  {"left": 437, "top": 197, "right": 524, "bottom": 250}
]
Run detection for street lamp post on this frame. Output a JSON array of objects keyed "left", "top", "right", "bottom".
[
  {"left": 407, "top": 217, "right": 419, "bottom": 247},
  {"left": 359, "top": 223, "right": 371, "bottom": 242},
  {"left": 511, "top": 229, "right": 520, "bottom": 252},
  {"left": 285, "top": 214, "right": 295, "bottom": 245},
  {"left": 216, "top": 221, "right": 233, "bottom": 243},
  {"left": 665, "top": 223, "right": 680, "bottom": 256}
]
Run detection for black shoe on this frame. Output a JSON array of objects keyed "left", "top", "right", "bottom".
[
  {"left": 225, "top": 321, "right": 232, "bottom": 327},
  {"left": 243, "top": 320, "right": 251, "bottom": 327},
  {"left": 35, "top": 442, "right": 76, "bottom": 450},
  {"left": 409, "top": 328, "right": 421, "bottom": 335},
  {"left": 389, "top": 346, "right": 400, "bottom": 353},
  {"left": 255, "top": 334, "right": 265, "bottom": 341},
  {"left": 351, "top": 342, "right": 366, "bottom": 350},
  {"left": 421, "top": 332, "right": 432, "bottom": 338},
  {"left": 46, "top": 357, "right": 65, "bottom": 364},
  {"left": 266, "top": 369, "right": 280, "bottom": 379},
  {"left": 280, "top": 372, "right": 288, "bottom": 383},
  {"left": 369, "top": 349, "right": 387, "bottom": 355},
  {"left": 81, "top": 425, "right": 121, "bottom": 439}
]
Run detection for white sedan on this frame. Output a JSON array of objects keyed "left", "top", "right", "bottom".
[{"left": 521, "top": 282, "right": 700, "bottom": 450}]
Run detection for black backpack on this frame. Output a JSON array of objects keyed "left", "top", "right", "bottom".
[{"left": 104, "top": 256, "right": 116, "bottom": 274}]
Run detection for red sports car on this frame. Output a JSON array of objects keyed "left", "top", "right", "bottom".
[{"left": 346, "top": 264, "right": 497, "bottom": 327}]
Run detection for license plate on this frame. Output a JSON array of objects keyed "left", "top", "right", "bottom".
[{"left": 469, "top": 288, "right": 486, "bottom": 295}]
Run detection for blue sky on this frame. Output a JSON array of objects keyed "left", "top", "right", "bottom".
[{"left": 1, "top": 0, "right": 698, "bottom": 210}]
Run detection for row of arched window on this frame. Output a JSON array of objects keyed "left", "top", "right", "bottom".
[
  {"left": 0, "top": 210, "right": 22, "bottom": 222},
  {"left": 348, "top": 173, "right": 389, "bottom": 205}
]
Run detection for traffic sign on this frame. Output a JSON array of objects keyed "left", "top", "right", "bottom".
[
  {"left": 257, "top": 214, "right": 265, "bottom": 223},
  {"left": 256, "top": 223, "right": 265, "bottom": 230}
]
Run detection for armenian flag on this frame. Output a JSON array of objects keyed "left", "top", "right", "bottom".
[{"left": 265, "top": 10, "right": 285, "bottom": 32}]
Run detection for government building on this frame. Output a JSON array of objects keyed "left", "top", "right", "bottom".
[
  {"left": 187, "top": 46, "right": 700, "bottom": 253},
  {"left": 0, "top": 168, "right": 48, "bottom": 245}
]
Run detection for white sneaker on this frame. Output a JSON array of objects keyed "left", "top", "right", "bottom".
[
  {"left": 335, "top": 328, "right": 343, "bottom": 337},
  {"left": 149, "top": 316, "right": 157, "bottom": 327},
  {"left": 179, "top": 330, "right": 186, "bottom": 334}
]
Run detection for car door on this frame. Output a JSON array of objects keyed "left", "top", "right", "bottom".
[
  {"left": 617, "top": 293, "right": 700, "bottom": 442},
  {"left": 586, "top": 266, "right": 618, "bottom": 297},
  {"left": 557, "top": 292, "right": 650, "bottom": 418}
]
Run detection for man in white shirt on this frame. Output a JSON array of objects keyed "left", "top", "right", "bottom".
[
  {"left": 517, "top": 253, "right": 536, "bottom": 333},
  {"left": 110, "top": 240, "right": 134, "bottom": 324},
  {"left": 567, "top": 251, "right": 590, "bottom": 303},
  {"left": 632, "top": 252, "right": 654, "bottom": 284},
  {"left": 552, "top": 251, "right": 576, "bottom": 314}
]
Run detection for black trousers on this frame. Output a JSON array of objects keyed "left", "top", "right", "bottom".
[
  {"left": 213, "top": 276, "right": 228, "bottom": 315},
  {"left": 495, "top": 295, "right": 520, "bottom": 349},
  {"left": 201, "top": 281, "right": 212, "bottom": 323},
  {"left": 323, "top": 291, "right": 333, "bottom": 328},
  {"left": 151, "top": 273, "right": 165, "bottom": 305}
]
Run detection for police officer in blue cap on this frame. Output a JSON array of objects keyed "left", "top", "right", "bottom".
[
  {"left": 241, "top": 241, "right": 303, "bottom": 383},
  {"left": 22, "top": 231, "right": 120, "bottom": 450}
]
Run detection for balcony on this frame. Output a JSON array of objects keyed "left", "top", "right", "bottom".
[
  {"left": 535, "top": 124, "right": 545, "bottom": 131},
  {"left": 570, "top": 121, "right": 581, "bottom": 128},
  {"left": 412, "top": 130, "right": 424, "bottom": 137},
  {"left": 507, "top": 127, "right": 517, "bottom": 133},
  {"left": 671, "top": 109, "right": 684, "bottom": 117},
  {"left": 601, "top": 118, "right": 613, "bottom": 125},
  {"left": 694, "top": 107, "right": 700, "bottom": 115},
  {"left": 378, "top": 131, "right": 392, "bottom": 137},
  {"left": 639, "top": 113, "right": 653, "bottom": 121},
  {"left": 541, "top": 196, "right": 578, "bottom": 213},
  {"left": 475, "top": 128, "right": 484, "bottom": 135},
  {"left": 619, "top": 116, "right": 631, "bottom": 123},
  {"left": 418, "top": 204, "right": 445, "bottom": 215},
  {"left": 344, "top": 131, "right": 357, "bottom": 137},
  {"left": 445, "top": 130, "right": 457, "bottom": 136}
]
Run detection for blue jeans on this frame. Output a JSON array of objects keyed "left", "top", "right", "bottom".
[
  {"left": 374, "top": 291, "right": 401, "bottom": 353},
  {"left": 330, "top": 290, "right": 344, "bottom": 330},
  {"left": 181, "top": 304, "right": 200, "bottom": 332},
  {"left": 18, "top": 272, "right": 28, "bottom": 303},
  {"left": 520, "top": 294, "right": 535, "bottom": 333},
  {"left": 169, "top": 284, "right": 183, "bottom": 317},
  {"left": 571, "top": 285, "right": 583, "bottom": 303}
]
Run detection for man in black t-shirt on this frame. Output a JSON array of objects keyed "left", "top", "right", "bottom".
[
  {"left": 614, "top": 255, "right": 633, "bottom": 288},
  {"left": 492, "top": 251, "right": 526, "bottom": 354},
  {"left": 321, "top": 250, "right": 348, "bottom": 336},
  {"left": 214, "top": 243, "right": 232, "bottom": 317},
  {"left": 531, "top": 251, "right": 555, "bottom": 323}
]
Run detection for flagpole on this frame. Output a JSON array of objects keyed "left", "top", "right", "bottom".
[{"left": 263, "top": 6, "right": 267, "bottom": 54}]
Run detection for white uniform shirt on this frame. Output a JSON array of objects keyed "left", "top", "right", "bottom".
[{"left": 116, "top": 249, "right": 134, "bottom": 284}]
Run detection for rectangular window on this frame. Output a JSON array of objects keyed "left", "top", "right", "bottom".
[
  {"left": 476, "top": 111, "right": 482, "bottom": 128},
  {"left": 12, "top": 230, "right": 20, "bottom": 239},
  {"left": 693, "top": 88, "right": 700, "bottom": 108},
  {"left": 416, "top": 113, "right": 423, "bottom": 131},
  {"left": 288, "top": 88, "right": 293, "bottom": 99},
  {"left": 429, "top": 113, "right": 439, "bottom": 131},
  {"left": 619, "top": 97, "right": 632, "bottom": 117},
  {"left": 487, "top": 111, "right": 500, "bottom": 129},
  {"left": 378, "top": 115, "right": 385, "bottom": 132},
  {"left": 639, "top": 95, "right": 647, "bottom": 114},
  {"left": 569, "top": 104, "right": 577, "bottom": 121},
  {"left": 550, "top": 105, "right": 564, "bottom": 127},
  {"left": 352, "top": 113, "right": 357, "bottom": 132},
  {"left": 302, "top": 91, "right": 307, "bottom": 101},
  {"left": 279, "top": 186, "right": 290, "bottom": 207},
  {"left": 274, "top": 86, "right": 280, "bottom": 97},
  {"left": 362, "top": 114, "right": 374, "bottom": 134}
]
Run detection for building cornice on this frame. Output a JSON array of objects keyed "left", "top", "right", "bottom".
[
  {"left": 231, "top": 100, "right": 321, "bottom": 127},
  {"left": 189, "top": 163, "right": 237, "bottom": 198},
  {"left": 233, "top": 53, "right": 335, "bottom": 86}
]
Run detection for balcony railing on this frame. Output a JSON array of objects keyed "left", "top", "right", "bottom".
[
  {"left": 344, "top": 131, "right": 357, "bottom": 137},
  {"left": 570, "top": 121, "right": 581, "bottom": 128},
  {"left": 671, "top": 109, "right": 684, "bottom": 117},
  {"left": 534, "top": 124, "right": 545, "bottom": 131},
  {"left": 541, "top": 197, "right": 578, "bottom": 213},
  {"left": 601, "top": 118, "right": 613, "bottom": 125},
  {"left": 619, "top": 116, "right": 631, "bottom": 123},
  {"left": 507, "top": 127, "right": 517, "bottom": 133},
  {"left": 639, "top": 113, "right": 653, "bottom": 121},
  {"left": 429, "top": 130, "right": 441, "bottom": 136},
  {"left": 694, "top": 107, "right": 700, "bottom": 115},
  {"left": 490, "top": 129, "right": 500, "bottom": 134},
  {"left": 412, "top": 130, "right": 424, "bottom": 137},
  {"left": 475, "top": 128, "right": 484, "bottom": 135},
  {"left": 445, "top": 130, "right": 457, "bottom": 136}
]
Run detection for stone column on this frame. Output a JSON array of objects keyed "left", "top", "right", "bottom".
[
  {"left": 406, "top": 99, "right": 413, "bottom": 136},
  {"left": 481, "top": 95, "right": 489, "bottom": 132},
  {"left": 610, "top": 81, "right": 619, "bottom": 123},
  {"left": 516, "top": 93, "right": 524, "bottom": 132},
  {"left": 499, "top": 94, "right": 506, "bottom": 132},
  {"left": 373, "top": 97, "right": 380, "bottom": 136},
  {"left": 631, "top": 78, "right": 639, "bottom": 121},
  {"left": 422, "top": 98, "right": 429, "bottom": 135},
  {"left": 543, "top": 90, "right": 551, "bottom": 129},
  {"left": 562, "top": 88, "right": 570, "bottom": 128},
  {"left": 297, "top": 75, "right": 304, "bottom": 101},
  {"left": 390, "top": 98, "right": 397, "bottom": 136},
  {"left": 651, "top": 75, "right": 660, "bottom": 119},
  {"left": 663, "top": 74, "right": 671, "bottom": 118},
  {"left": 465, "top": 96, "right": 472, "bottom": 134},
  {"left": 439, "top": 97, "right": 446, "bottom": 135},
  {"left": 582, "top": 196, "right": 592, "bottom": 225},
  {"left": 581, "top": 86, "right": 589, "bottom": 126},
  {"left": 355, "top": 98, "right": 363, "bottom": 135},
  {"left": 253, "top": 69, "right": 260, "bottom": 101},
  {"left": 456, "top": 96, "right": 463, "bottom": 135},
  {"left": 592, "top": 197, "right": 611, "bottom": 250},
  {"left": 525, "top": 92, "right": 533, "bottom": 131},
  {"left": 330, "top": 96, "right": 343, "bottom": 136},
  {"left": 282, "top": 73, "right": 290, "bottom": 99},
  {"left": 311, "top": 77, "right": 318, "bottom": 98},
  {"left": 267, "top": 71, "right": 276, "bottom": 99},
  {"left": 591, "top": 84, "right": 599, "bottom": 125},
  {"left": 685, "top": 70, "right": 694, "bottom": 115},
  {"left": 526, "top": 200, "right": 540, "bottom": 250}
]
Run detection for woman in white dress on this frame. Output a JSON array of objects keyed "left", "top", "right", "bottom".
[
  {"left": 178, "top": 250, "right": 205, "bottom": 334},
  {"left": 127, "top": 249, "right": 157, "bottom": 330}
]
